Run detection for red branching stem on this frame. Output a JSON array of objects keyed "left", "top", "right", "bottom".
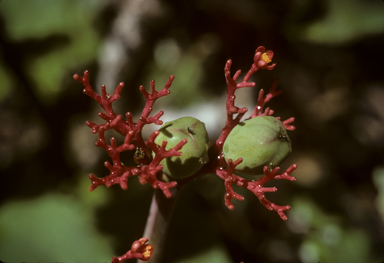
[
  {"left": 215, "top": 158, "right": 245, "bottom": 210},
  {"left": 87, "top": 129, "right": 185, "bottom": 196},
  {"left": 87, "top": 128, "right": 138, "bottom": 191},
  {"left": 201, "top": 47, "right": 297, "bottom": 220},
  {"left": 214, "top": 46, "right": 279, "bottom": 155},
  {"left": 73, "top": 71, "right": 174, "bottom": 165},
  {"left": 140, "top": 130, "right": 188, "bottom": 197},
  {"left": 250, "top": 79, "right": 282, "bottom": 117},
  {"left": 216, "top": 160, "right": 297, "bottom": 220},
  {"left": 134, "top": 76, "right": 175, "bottom": 160},
  {"left": 87, "top": 128, "right": 186, "bottom": 196},
  {"left": 247, "top": 164, "right": 297, "bottom": 220},
  {"left": 74, "top": 71, "right": 179, "bottom": 194},
  {"left": 111, "top": 237, "right": 154, "bottom": 263},
  {"left": 248, "top": 79, "right": 296, "bottom": 130},
  {"left": 282, "top": 117, "right": 296, "bottom": 131},
  {"left": 74, "top": 71, "right": 126, "bottom": 133}
]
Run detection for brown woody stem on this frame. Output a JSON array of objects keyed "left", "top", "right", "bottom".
[{"left": 137, "top": 187, "right": 181, "bottom": 263}]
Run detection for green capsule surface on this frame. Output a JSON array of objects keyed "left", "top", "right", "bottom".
[
  {"left": 223, "top": 116, "right": 291, "bottom": 175},
  {"left": 154, "top": 117, "right": 210, "bottom": 179}
]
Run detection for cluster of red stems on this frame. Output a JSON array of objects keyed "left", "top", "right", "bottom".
[{"left": 73, "top": 46, "right": 297, "bottom": 262}]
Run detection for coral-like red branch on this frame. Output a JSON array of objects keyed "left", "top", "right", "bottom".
[
  {"left": 84, "top": 128, "right": 186, "bottom": 196},
  {"left": 139, "top": 130, "right": 188, "bottom": 197},
  {"left": 111, "top": 237, "right": 154, "bottom": 263},
  {"left": 247, "top": 164, "right": 297, "bottom": 220},
  {"left": 183, "top": 46, "right": 297, "bottom": 220},
  {"left": 247, "top": 78, "right": 296, "bottom": 130},
  {"left": 250, "top": 79, "right": 282, "bottom": 117},
  {"left": 216, "top": 158, "right": 245, "bottom": 210},
  {"left": 73, "top": 71, "right": 175, "bottom": 164},
  {"left": 87, "top": 128, "right": 138, "bottom": 191},
  {"left": 74, "top": 71, "right": 126, "bottom": 133},
  {"left": 282, "top": 117, "right": 296, "bottom": 131},
  {"left": 216, "top": 162, "right": 297, "bottom": 220},
  {"left": 214, "top": 46, "right": 280, "bottom": 154},
  {"left": 247, "top": 79, "right": 296, "bottom": 131},
  {"left": 134, "top": 76, "right": 175, "bottom": 160},
  {"left": 74, "top": 71, "right": 181, "bottom": 194}
]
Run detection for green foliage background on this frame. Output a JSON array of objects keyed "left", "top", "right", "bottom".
[{"left": 1, "top": 0, "right": 384, "bottom": 262}]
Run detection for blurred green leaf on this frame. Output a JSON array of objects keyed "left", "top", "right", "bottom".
[
  {"left": 0, "top": 0, "right": 102, "bottom": 40},
  {"left": 173, "top": 244, "right": 232, "bottom": 263},
  {"left": 290, "top": 0, "right": 384, "bottom": 44},
  {"left": 0, "top": 0, "right": 102, "bottom": 104},
  {"left": 290, "top": 197, "right": 370, "bottom": 263},
  {"left": 147, "top": 34, "right": 221, "bottom": 108},
  {"left": 0, "top": 192, "right": 113, "bottom": 262}
]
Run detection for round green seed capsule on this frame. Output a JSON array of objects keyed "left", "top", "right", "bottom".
[
  {"left": 154, "top": 117, "right": 210, "bottom": 179},
  {"left": 223, "top": 116, "right": 292, "bottom": 175}
]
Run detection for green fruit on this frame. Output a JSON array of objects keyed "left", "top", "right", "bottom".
[
  {"left": 223, "top": 116, "right": 291, "bottom": 175},
  {"left": 154, "top": 117, "right": 210, "bottom": 179}
]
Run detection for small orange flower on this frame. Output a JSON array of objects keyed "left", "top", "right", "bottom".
[
  {"left": 111, "top": 237, "right": 154, "bottom": 263},
  {"left": 254, "top": 46, "right": 276, "bottom": 70},
  {"left": 131, "top": 237, "right": 154, "bottom": 261},
  {"left": 260, "top": 51, "right": 272, "bottom": 64},
  {"left": 141, "top": 244, "right": 154, "bottom": 260}
]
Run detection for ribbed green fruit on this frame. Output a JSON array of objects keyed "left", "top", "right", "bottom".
[
  {"left": 223, "top": 116, "right": 291, "bottom": 175},
  {"left": 154, "top": 117, "right": 210, "bottom": 179}
]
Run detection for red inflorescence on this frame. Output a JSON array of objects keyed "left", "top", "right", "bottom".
[
  {"left": 73, "top": 46, "right": 297, "bottom": 221},
  {"left": 111, "top": 237, "right": 154, "bottom": 263},
  {"left": 209, "top": 46, "right": 297, "bottom": 220}
]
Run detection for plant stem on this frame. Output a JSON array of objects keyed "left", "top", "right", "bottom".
[{"left": 137, "top": 187, "right": 181, "bottom": 263}]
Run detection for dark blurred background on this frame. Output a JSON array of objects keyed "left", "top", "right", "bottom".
[{"left": 1, "top": 0, "right": 384, "bottom": 262}]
